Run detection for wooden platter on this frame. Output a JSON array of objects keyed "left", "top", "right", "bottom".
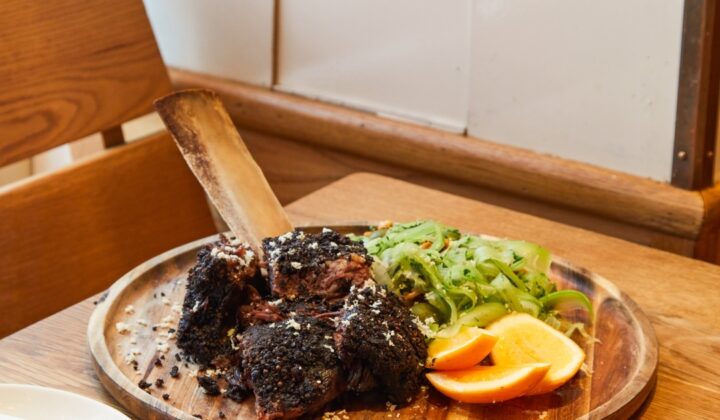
[{"left": 88, "top": 225, "right": 658, "bottom": 420}]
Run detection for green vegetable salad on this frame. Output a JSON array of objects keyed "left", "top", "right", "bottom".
[{"left": 351, "top": 220, "right": 593, "bottom": 340}]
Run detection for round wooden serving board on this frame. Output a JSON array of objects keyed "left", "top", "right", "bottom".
[{"left": 88, "top": 225, "right": 658, "bottom": 420}]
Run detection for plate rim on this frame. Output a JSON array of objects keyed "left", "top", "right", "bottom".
[{"left": 0, "top": 383, "right": 130, "bottom": 419}]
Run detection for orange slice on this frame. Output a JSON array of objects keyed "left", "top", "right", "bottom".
[
  {"left": 426, "top": 326, "right": 498, "bottom": 370},
  {"left": 426, "top": 363, "right": 551, "bottom": 403},
  {"left": 487, "top": 313, "right": 586, "bottom": 395}
]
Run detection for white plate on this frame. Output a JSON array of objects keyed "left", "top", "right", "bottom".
[{"left": 0, "top": 384, "right": 129, "bottom": 420}]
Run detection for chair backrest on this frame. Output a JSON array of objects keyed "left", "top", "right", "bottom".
[
  {"left": 0, "top": 0, "right": 218, "bottom": 337},
  {"left": 0, "top": 0, "right": 171, "bottom": 164}
]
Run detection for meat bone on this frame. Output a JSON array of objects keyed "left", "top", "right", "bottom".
[{"left": 154, "top": 89, "right": 294, "bottom": 252}]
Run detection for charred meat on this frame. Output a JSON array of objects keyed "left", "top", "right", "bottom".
[
  {"left": 262, "top": 229, "right": 372, "bottom": 301},
  {"left": 177, "top": 237, "right": 258, "bottom": 366},
  {"left": 241, "top": 316, "right": 345, "bottom": 419},
  {"left": 335, "top": 281, "right": 427, "bottom": 403},
  {"left": 176, "top": 228, "right": 429, "bottom": 418}
]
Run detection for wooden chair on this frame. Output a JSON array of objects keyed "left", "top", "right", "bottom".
[{"left": 0, "top": 0, "right": 218, "bottom": 337}]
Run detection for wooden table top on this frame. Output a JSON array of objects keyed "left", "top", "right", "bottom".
[{"left": 1, "top": 173, "right": 718, "bottom": 418}]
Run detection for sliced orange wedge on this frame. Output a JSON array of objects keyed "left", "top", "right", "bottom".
[
  {"left": 487, "top": 313, "right": 586, "bottom": 395},
  {"left": 426, "top": 363, "right": 551, "bottom": 403},
  {"left": 426, "top": 326, "right": 498, "bottom": 370}
]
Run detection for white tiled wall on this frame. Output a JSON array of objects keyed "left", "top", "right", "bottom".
[
  {"left": 277, "top": 0, "right": 472, "bottom": 133},
  {"left": 467, "top": 0, "right": 684, "bottom": 182},
  {"left": 143, "top": 0, "right": 273, "bottom": 86},
  {"left": 142, "top": 0, "right": 687, "bottom": 182}
]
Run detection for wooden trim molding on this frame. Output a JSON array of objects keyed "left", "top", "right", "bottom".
[
  {"left": 672, "top": 0, "right": 720, "bottom": 189},
  {"left": 170, "top": 69, "right": 710, "bottom": 239}
]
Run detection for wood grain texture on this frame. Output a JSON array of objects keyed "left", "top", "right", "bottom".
[
  {"left": 238, "top": 129, "right": 699, "bottom": 258},
  {"left": 0, "top": 132, "right": 217, "bottom": 338},
  {"left": 170, "top": 69, "right": 705, "bottom": 240},
  {"left": 0, "top": 0, "right": 170, "bottom": 165},
  {"left": 87, "top": 226, "right": 656, "bottom": 420},
  {"left": 672, "top": 0, "right": 720, "bottom": 189},
  {"left": 155, "top": 90, "right": 293, "bottom": 250},
  {"left": 0, "top": 174, "right": 718, "bottom": 419}
]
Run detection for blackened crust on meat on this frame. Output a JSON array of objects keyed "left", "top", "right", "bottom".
[
  {"left": 197, "top": 375, "right": 221, "bottom": 396},
  {"left": 335, "top": 282, "right": 427, "bottom": 403},
  {"left": 177, "top": 236, "right": 258, "bottom": 366},
  {"left": 262, "top": 229, "right": 373, "bottom": 301},
  {"left": 241, "top": 316, "right": 345, "bottom": 419},
  {"left": 225, "top": 365, "right": 252, "bottom": 402}
]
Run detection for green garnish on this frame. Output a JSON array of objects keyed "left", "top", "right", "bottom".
[{"left": 351, "top": 220, "right": 592, "bottom": 338}]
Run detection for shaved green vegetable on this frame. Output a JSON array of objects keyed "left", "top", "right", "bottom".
[{"left": 351, "top": 220, "right": 592, "bottom": 338}]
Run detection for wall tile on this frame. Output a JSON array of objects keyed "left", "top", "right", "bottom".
[
  {"left": 144, "top": 0, "right": 273, "bottom": 86},
  {"left": 278, "top": 0, "right": 471, "bottom": 132},
  {"left": 468, "top": 0, "right": 684, "bottom": 182}
]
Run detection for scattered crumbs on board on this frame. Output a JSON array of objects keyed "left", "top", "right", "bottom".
[{"left": 322, "top": 409, "right": 350, "bottom": 420}]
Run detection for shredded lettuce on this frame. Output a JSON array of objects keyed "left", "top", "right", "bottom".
[{"left": 351, "top": 220, "right": 592, "bottom": 338}]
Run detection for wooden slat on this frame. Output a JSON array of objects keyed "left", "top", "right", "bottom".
[
  {"left": 672, "top": 0, "right": 720, "bottom": 189},
  {"left": 170, "top": 69, "right": 706, "bottom": 240},
  {"left": 0, "top": 132, "right": 217, "bottom": 338},
  {"left": 0, "top": 0, "right": 171, "bottom": 165}
]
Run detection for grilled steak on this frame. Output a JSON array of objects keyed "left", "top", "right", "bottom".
[
  {"left": 335, "top": 281, "right": 427, "bottom": 403},
  {"left": 241, "top": 316, "right": 345, "bottom": 419},
  {"left": 177, "top": 236, "right": 258, "bottom": 366},
  {"left": 262, "top": 229, "right": 372, "bottom": 301}
]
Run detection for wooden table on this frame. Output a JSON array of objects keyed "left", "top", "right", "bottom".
[{"left": 1, "top": 173, "right": 718, "bottom": 418}]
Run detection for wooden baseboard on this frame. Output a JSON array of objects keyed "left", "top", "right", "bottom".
[{"left": 169, "top": 68, "right": 720, "bottom": 262}]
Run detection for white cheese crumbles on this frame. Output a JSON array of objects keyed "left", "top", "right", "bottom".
[
  {"left": 286, "top": 319, "right": 302, "bottom": 330},
  {"left": 156, "top": 340, "right": 170, "bottom": 353},
  {"left": 412, "top": 316, "right": 437, "bottom": 339},
  {"left": 277, "top": 231, "right": 294, "bottom": 243},
  {"left": 191, "top": 300, "right": 201, "bottom": 313},
  {"left": 383, "top": 330, "right": 396, "bottom": 347},
  {"left": 290, "top": 261, "right": 303, "bottom": 270},
  {"left": 123, "top": 353, "right": 137, "bottom": 365},
  {"left": 161, "top": 297, "right": 171, "bottom": 305},
  {"left": 115, "top": 322, "right": 132, "bottom": 334},
  {"left": 154, "top": 315, "right": 175, "bottom": 330},
  {"left": 172, "top": 303, "right": 183, "bottom": 314},
  {"left": 123, "top": 305, "right": 135, "bottom": 315}
]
